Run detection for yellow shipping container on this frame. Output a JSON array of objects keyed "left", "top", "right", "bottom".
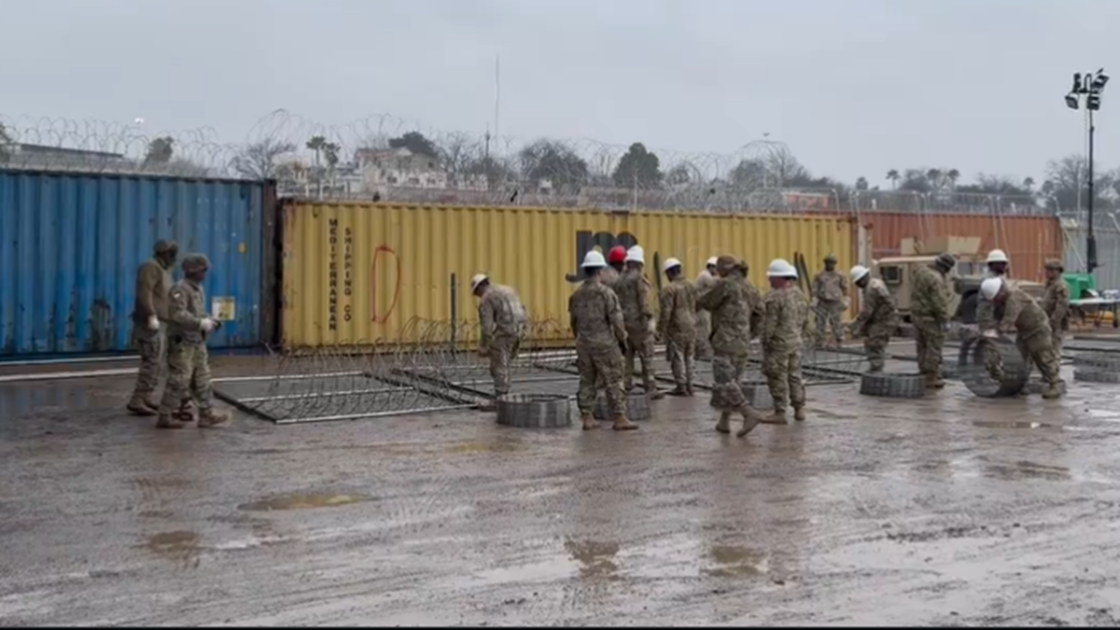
[{"left": 280, "top": 201, "right": 857, "bottom": 349}]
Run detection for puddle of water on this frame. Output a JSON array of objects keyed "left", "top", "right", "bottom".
[
  {"left": 237, "top": 493, "right": 367, "bottom": 512},
  {"left": 446, "top": 441, "right": 523, "bottom": 454},
  {"left": 564, "top": 539, "right": 620, "bottom": 579},
  {"left": 702, "top": 544, "right": 769, "bottom": 578},
  {"left": 972, "top": 421, "right": 1054, "bottom": 430},
  {"left": 140, "top": 530, "right": 201, "bottom": 568}
]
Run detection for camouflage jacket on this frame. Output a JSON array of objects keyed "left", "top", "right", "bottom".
[
  {"left": 657, "top": 278, "right": 698, "bottom": 341},
  {"left": 979, "top": 276, "right": 1018, "bottom": 331},
  {"left": 762, "top": 286, "right": 812, "bottom": 352},
  {"left": 697, "top": 270, "right": 762, "bottom": 355},
  {"left": 852, "top": 278, "right": 899, "bottom": 334},
  {"left": 166, "top": 279, "right": 207, "bottom": 345},
  {"left": 601, "top": 266, "right": 622, "bottom": 290},
  {"left": 812, "top": 269, "right": 848, "bottom": 302},
  {"left": 911, "top": 265, "right": 950, "bottom": 322},
  {"left": 998, "top": 288, "right": 1052, "bottom": 339},
  {"left": 132, "top": 257, "right": 173, "bottom": 324},
  {"left": 568, "top": 280, "right": 628, "bottom": 348},
  {"left": 614, "top": 269, "right": 655, "bottom": 333},
  {"left": 478, "top": 284, "right": 527, "bottom": 347},
  {"left": 1042, "top": 278, "right": 1071, "bottom": 332}
]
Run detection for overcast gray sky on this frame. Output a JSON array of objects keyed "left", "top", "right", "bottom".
[{"left": 1, "top": 0, "right": 1116, "bottom": 185}]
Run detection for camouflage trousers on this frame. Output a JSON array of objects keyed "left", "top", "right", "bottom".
[
  {"left": 710, "top": 352, "right": 749, "bottom": 410},
  {"left": 1051, "top": 330, "right": 1064, "bottom": 363},
  {"left": 665, "top": 333, "right": 696, "bottom": 389},
  {"left": 913, "top": 318, "right": 945, "bottom": 380},
  {"left": 695, "top": 312, "right": 713, "bottom": 358},
  {"left": 763, "top": 347, "right": 806, "bottom": 413},
  {"left": 130, "top": 324, "right": 165, "bottom": 399},
  {"left": 863, "top": 322, "right": 894, "bottom": 372},
  {"left": 624, "top": 329, "right": 658, "bottom": 392},
  {"left": 158, "top": 341, "right": 213, "bottom": 415},
  {"left": 576, "top": 342, "right": 626, "bottom": 416},
  {"left": 814, "top": 300, "right": 845, "bottom": 344},
  {"left": 1017, "top": 333, "right": 1061, "bottom": 386},
  {"left": 487, "top": 336, "right": 520, "bottom": 397}
]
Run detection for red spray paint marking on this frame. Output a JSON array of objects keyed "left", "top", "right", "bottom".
[{"left": 370, "top": 245, "right": 401, "bottom": 324}]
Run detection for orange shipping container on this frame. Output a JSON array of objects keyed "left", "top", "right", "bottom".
[{"left": 863, "top": 212, "right": 1061, "bottom": 282}]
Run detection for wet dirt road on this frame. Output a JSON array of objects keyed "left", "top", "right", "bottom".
[{"left": 3, "top": 366, "right": 1120, "bottom": 626}]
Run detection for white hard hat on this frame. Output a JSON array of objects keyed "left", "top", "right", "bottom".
[
  {"left": 766, "top": 258, "right": 798, "bottom": 279},
  {"left": 663, "top": 257, "right": 682, "bottom": 273},
  {"left": 849, "top": 265, "right": 870, "bottom": 283},
  {"left": 581, "top": 250, "right": 606, "bottom": 269},
  {"left": 986, "top": 249, "right": 1009, "bottom": 264},
  {"left": 980, "top": 277, "right": 1004, "bottom": 300},
  {"left": 470, "top": 273, "right": 488, "bottom": 293},
  {"left": 625, "top": 245, "right": 645, "bottom": 265},
  {"left": 706, "top": 256, "right": 719, "bottom": 268}
]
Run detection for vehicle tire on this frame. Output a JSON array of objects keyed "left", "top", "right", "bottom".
[
  {"left": 859, "top": 372, "right": 925, "bottom": 398},
  {"left": 958, "top": 293, "right": 979, "bottom": 325}
]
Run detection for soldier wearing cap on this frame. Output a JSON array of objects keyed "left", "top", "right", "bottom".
[
  {"left": 156, "top": 253, "right": 230, "bottom": 429},
  {"left": 127, "top": 240, "right": 178, "bottom": 416},
  {"left": 1041, "top": 259, "right": 1071, "bottom": 361}
]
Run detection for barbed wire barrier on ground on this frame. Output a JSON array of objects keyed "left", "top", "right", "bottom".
[
  {"left": 210, "top": 317, "right": 865, "bottom": 425},
  {"left": 0, "top": 110, "right": 1054, "bottom": 215}
]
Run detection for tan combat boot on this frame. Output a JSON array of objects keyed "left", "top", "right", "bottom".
[
  {"left": 580, "top": 414, "right": 600, "bottom": 431},
  {"left": 649, "top": 389, "right": 666, "bottom": 401},
  {"left": 793, "top": 406, "right": 807, "bottom": 422},
  {"left": 155, "top": 414, "right": 186, "bottom": 429},
  {"left": 127, "top": 396, "right": 157, "bottom": 417},
  {"left": 612, "top": 414, "right": 639, "bottom": 431},
  {"left": 685, "top": 384, "right": 695, "bottom": 397},
  {"left": 926, "top": 374, "right": 946, "bottom": 389},
  {"left": 667, "top": 385, "right": 689, "bottom": 397},
  {"left": 1041, "top": 382, "right": 1062, "bottom": 399},
  {"left": 197, "top": 409, "right": 230, "bottom": 429},
  {"left": 760, "top": 410, "right": 788, "bottom": 425},
  {"left": 715, "top": 412, "right": 732, "bottom": 434},
  {"left": 736, "top": 407, "right": 762, "bottom": 438}
]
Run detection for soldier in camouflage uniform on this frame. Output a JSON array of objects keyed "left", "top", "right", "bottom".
[
  {"left": 1041, "top": 259, "right": 1071, "bottom": 362},
  {"left": 911, "top": 253, "right": 956, "bottom": 389},
  {"left": 848, "top": 265, "right": 899, "bottom": 373},
  {"left": 601, "top": 245, "right": 628, "bottom": 288},
  {"left": 614, "top": 246, "right": 663, "bottom": 399},
  {"left": 657, "top": 258, "right": 698, "bottom": 396},
  {"left": 977, "top": 249, "right": 1012, "bottom": 375},
  {"left": 981, "top": 277, "right": 1062, "bottom": 399},
  {"left": 760, "top": 259, "right": 812, "bottom": 424},
  {"left": 156, "top": 254, "right": 230, "bottom": 429},
  {"left": 569, "top": 251, "right": 638, "bottom": 431},
  {"left": 811, "top": 254, "right": 849, "bottom": 348},
  {"left": 127, "top": 240, "right": 178, "bottom": 416},
  {"left": 697, "top": 256, "right": 766, "bottom": 438},
  {"left": 472, "top": 273, "right": 529, "bottom": 410},
  {"left": 694, "top": 256, "right": 718, "bottom": 359}
]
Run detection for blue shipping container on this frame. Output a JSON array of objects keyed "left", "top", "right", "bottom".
[{"left": 0, "top": 170, "right": 267, "bottom": 356}]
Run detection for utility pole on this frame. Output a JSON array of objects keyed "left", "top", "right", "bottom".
[{"left": 1065, "top": 68, "right": 1109, "bottom": 274}]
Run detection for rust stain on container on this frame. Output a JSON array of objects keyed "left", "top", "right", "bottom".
[{"left": 280, "top": 202, "right": 856, "bottom": 349}]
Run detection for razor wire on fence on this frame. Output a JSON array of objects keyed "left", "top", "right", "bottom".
[
  {"left": 210, "top": 316, "right": 865, "bottom": 425},
  {"left": 0, "top": 110, "right": 1060, "bottom": 216}
]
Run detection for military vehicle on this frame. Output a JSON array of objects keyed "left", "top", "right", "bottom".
[{"left": 871, "top": 236, "right": 1044, "bottom": 325}]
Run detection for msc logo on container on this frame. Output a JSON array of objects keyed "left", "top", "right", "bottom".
[{"left": 574, "top": 230, "right": 639, "bottom": 271}]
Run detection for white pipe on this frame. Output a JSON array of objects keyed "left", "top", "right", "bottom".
[
  {"left": 0, "top": 367, "right": 137, "bottom": 383},
  {"left": 0, "top": 355, "right": 139, "bottom": 367}
]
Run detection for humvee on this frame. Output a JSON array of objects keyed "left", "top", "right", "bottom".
[{"left": 871, "top": 236, "right": 1044, "bottom": 325}]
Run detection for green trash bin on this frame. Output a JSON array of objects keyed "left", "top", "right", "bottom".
[{"left": 1063, "top": 273, "right": 1096, "bottom": 300}]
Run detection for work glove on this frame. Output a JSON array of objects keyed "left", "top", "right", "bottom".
[
  {"left": 200, "top": 318, "right": 219, "bottom": 333},
  {"left": 981, "top": 329, "right": 999, "bottom": 339},
  {"left": 843, "top": 298, "right": 851, "bottom": 310},
  {"left": 147, "top": 315, "right": 160, "bottom": 331},
  {"left": 810, "top": 297, "right": 819, "bottom": 309}
]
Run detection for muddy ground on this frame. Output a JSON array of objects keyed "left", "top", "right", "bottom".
[{"left": 3, "top": 342, "right": 1120, "bottom": 626}]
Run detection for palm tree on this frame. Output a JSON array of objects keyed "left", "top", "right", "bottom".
[
  {"left": 946, "top": 169, "right": 960, "bottom": 189},
  {"left": 1023, "top": 177, "right": 1035, "bottom": 191},
  {"left": 926, "top": 169, "right": 942, "bottom": 191},
  {"left": 886, "top": 169, "right": 900, "bottom": 190},
  {"left": 306, "top": 135, "right": 327, "bottom": 199},
  {"left": 855, "top": 176, "right": 869, "bottom": 191}
]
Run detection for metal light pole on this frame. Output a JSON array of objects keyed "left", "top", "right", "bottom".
[{"left": 1065, "top": 69, "right": 1109, "bottom": 273}]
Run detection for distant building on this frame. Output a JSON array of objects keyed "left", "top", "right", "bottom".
[
  {"left": 358, "top": 147, "right": 448, "bottom": 190},
  {"left": 1, "top": 143, "right": 133, "bottom": 172}
]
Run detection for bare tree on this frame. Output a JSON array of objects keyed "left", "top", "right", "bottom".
[
  {"left": 437, "top": 132, "right": 482, "bottom": 187},
  {"left": 231, "top": 139, "right": 297, "bottom": 180}
]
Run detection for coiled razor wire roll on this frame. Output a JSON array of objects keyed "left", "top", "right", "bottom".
[
  {"left": 957, "top": 335, "right": 1030, "bottom": 398},
  {"left": 495, "top": 394, "right": 573, "bottom": 428}
]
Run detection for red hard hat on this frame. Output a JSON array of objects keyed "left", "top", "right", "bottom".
[{"left": 607, "top": 246, "right": 627, "bottom": 264}]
